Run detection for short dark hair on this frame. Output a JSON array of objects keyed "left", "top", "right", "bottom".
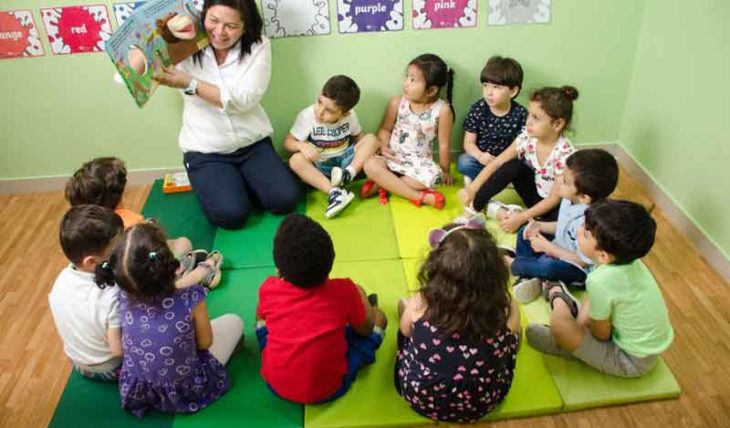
[
  {"left": 322, "top": 75, "right": 360, "bottom": 112},
  {"left": 419, "top": 226, "right": 511, "bottom": 342},
  {"left": 584, "top": 199, "right": 656, "bottom": 265},
  {"left": 60, "top": 205, "right": 124, "bottom": 265},
  {"left": 566, "top": 149, "right": 619, "bottom": 201},
  {"left": 273, "top": 214, "right": 334, "bottom": 288},
  {"left": 96, "top": 223, "right": 178, "bottom": 300},
  {"left": 65, "top": 157, "right": 127, "bottom": 209},
  {"left": 480, "top": 55, "right": 523, "bottom": 97}
]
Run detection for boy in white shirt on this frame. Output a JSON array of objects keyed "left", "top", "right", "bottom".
[
  {"left": 286, "top": 75, "right": 380, "bottom": 218},
  {"left": 48, "top": 205, "right": 124, "bottom": 380}
]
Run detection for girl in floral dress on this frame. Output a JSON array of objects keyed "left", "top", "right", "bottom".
[
  {"left": 96, "top": 223, "right": 243, "bottom": 418},
  {"left": 396, "top": 215, "right": 522, "bottom": 422},
  {"left": 459, "top": 86, "right": 579, "bottom": 232},
  {"left": 362, "top": 53, "right": 455, "bottom": 209}
]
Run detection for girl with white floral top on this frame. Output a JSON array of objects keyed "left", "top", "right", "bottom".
[{"left": 459, "top": 86, "right": 579, "bottom": 232}]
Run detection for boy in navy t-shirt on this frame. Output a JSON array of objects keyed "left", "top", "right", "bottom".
[{"left": 458, "top": 56, "right": 527, "bottom": 185}]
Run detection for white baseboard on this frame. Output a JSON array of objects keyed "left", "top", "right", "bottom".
[
  {"left": 585, "top": 143, "right": 729, "bottom": 283},
  {"left": 0, "top": 168, "right": 184, "bottom": 194}
]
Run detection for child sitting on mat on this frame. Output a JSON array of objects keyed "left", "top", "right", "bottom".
[
  {"left": 96, "top": 222, "right": 243, "bottom": 417},
  {"left": 285, "top": 75, "right": 380, "bottom": 218},
  {"left": 66, "top": 156, "right": 192, "bottom": 258},
  {"left": 396, "top": 214, "right": 521, "bottom": 423},
  {"left": 255, "top": 214, "right": 388, "bottom": 403},
  {"left": 508, "top": 149, "right": 619, "bottom": 300},
  {"left": 49, "top": 205, "right": 125, "bottom": 381},
  {"left": 526, "top": 200, "right": 674, "bottom": 377}
]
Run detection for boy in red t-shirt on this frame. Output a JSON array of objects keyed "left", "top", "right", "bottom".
[{"left": 255, "top": 214, "right": 388, "bottom": 403}]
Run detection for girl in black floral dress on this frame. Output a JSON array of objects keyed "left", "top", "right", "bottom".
[{"left": 395, "top": 216, "right": 522, "bottom": 423}]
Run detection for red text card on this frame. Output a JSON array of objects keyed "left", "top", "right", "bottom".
[{"left": 41, "top": 5, "right": 112, "bottom": 55}]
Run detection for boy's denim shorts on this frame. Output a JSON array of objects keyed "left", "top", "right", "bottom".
[{"left": 315, "top": 145, "right": 356, "bottom": 178}]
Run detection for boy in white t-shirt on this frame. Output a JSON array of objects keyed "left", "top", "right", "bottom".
[
  {"left": 48, "top": 205, "right": 124, "bottom": 380},
  {"left": 285, "top": 75, "right": 380, "bottom": 218}
]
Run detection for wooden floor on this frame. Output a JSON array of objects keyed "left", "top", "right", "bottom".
[{"left": 0, "top": 167, "right": 728, "bottom": 428}]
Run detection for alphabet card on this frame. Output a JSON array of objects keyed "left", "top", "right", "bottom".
[
  {"left": 262, "top": 0, "right": 331, "bottom": 38},
  {"left": 0, "top": 10, "right": 45, "bottom": 59},
  {"left": 413, "top": 0, "right": 477, "bottom": 29},
  {"left": 487, "top": 0, "right": 550, "bottom": 26},
  {"left": 113, "top": 2, "right": 146, "bottom": 27},
  {"left": 337, "top": 0, "right": 403, "bottom": 34},
  {"left": 41, "top": 5, "right": 112, "bottom": 55}
]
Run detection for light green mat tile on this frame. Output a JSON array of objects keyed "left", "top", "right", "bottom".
[
  {"left": 305, "top": 186, "right": 400, "bottom": 262},
  {"left": 212, "top": 200, "right": 306, "bottom": 269},
  {"left": 390, "top": 183, "right": 521, "bottom": 260},
  {"left": 521, "top": 297, "right": 681, "bottom": 412},
  {"left": 304, "top": 260, "right": 433, "bottom": 428},
  {"left": 401, "top": 261, "right": 563, "bottom": 422},
  {"left": 174, "top": 267, "right": 303, "bottom": 428}
]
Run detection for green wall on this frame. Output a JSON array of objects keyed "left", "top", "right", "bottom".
[
  {"left": 1, "top": 0, "right": 645, "bottom": 179},
  {"left": 619, "top": 0, "right": 730, "bottom": 258}
]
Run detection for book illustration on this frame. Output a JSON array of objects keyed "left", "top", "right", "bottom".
[
  {"left": 106, "top": 0, "right": 208, "bottom": 108},
  {"left": 41, "top": 5, "right": 112, "bottom": 55},
  {"left": 113, "top": 2, "right": 147, "bottom": 27},
  {"left": 262, "top": 0, "right": 331, "bottom": 38},
  {"left": 487, "top": 0, "right": 550, "bottom": 26},
  {"left": 0, "top": 10, "right": 45, "bottom": 59},
  {"left": 163, "top": 172, "right": 193, "bottom": 193},
  {"left": 337, "top": 0, "right": 403, "bottom": 33},
  {"left": 413, "top": 0, "right": 477, "bottom": 29}
]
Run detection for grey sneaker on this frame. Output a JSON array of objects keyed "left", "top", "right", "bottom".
[
  {"left": 513, "top": 277, "right": 543, "bottom": 304},
  {"left": 525, "top": 324, "right": 575, "bottom": 359},
  {"left": 325, "top": 188, "right": 354, "bottom": 218},
  {"left": 330, "top": 166, "right": 353, "bottom": 188}
]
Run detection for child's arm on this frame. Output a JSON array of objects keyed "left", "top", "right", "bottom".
[
  {"left": 284, "top": 134, "right": 320, "bottom": 162},
  {"left": 528, "top": 234, "right": 589, "bottom": 267},
  {"left": 588, "top": 317, "right": 612, "bottom": 341},
  {"left": 437, "top": 103, "right": 455, "bottom": 185},
  {"left": 192, "top": 301, "right": 214, "bottom": 350},
  {"left": 463, "top": 132, "right": 493, "bottom": 165},
  {"left": 500, "top": 181, "right": 561, "bottom": 233},
  {"left": 106, "top": 327, "right": 123, "bottom": 358},
  {"left": 399, "top": 294, "right": 426, "bottom": 338},
  {"left": 459, "top": 141, "right": 518, "bottom": 206},
  {"left": 377, "top": 97, "right": 401, "bottom": 159},
  {"left": 351, "top": 285, "right": 376, "bottom": 337}
]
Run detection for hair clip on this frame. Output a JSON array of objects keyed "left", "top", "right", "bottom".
[
  {"left": 427, "top": 213, "right": 486, "bottom": 249},
  {"left": 148, "top": 251, "right": 157, "bottom": 260},
  {"left": 101, "top": 261, "right": 110, "bottom": 270}
]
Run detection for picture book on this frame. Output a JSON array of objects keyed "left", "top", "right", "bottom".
[
  {"left": 106, "top": 0, "right": 208, "bottom": 107},
  {"left": 163, "top": 171, "right": 193, "bottom": 194}
]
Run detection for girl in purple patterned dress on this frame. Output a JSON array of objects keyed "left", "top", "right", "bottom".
[
  {"left": 396, "top": 216, "right": 522, "bottom": 423},
  {"left": 97, "top": 223, "right": 243, "bottom": 418}
]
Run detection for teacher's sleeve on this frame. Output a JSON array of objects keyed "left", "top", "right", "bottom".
[{"left": 220, "top": 38, "right": 272, "bottom": 114}]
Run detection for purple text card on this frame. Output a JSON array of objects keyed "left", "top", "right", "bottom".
[
  {"left": 337, "top": 0, "right": 403, "bottom": 33},
  {"left": 412, "top": 0, "right": 477, "bottom": 29}
]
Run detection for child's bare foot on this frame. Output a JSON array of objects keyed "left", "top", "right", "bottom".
[{"left": 373, "top": 307, "right": 388, "bottom": 329}]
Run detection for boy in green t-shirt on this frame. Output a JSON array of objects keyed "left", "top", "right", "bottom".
[{"left": 525, "top": 200, "right": 674, "bottom": 377}]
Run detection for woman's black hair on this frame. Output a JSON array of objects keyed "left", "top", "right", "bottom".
[
  {"left": 418, "top": 226, "right": 511, "bottom": 342},
  {"left": 193, "top": 0, "right": 263, "bottom": 65},
  {"left": 409, "top": 53, "right": 455, "bottom": 117},
  {"left": 95, "top": 223, "right": 178, "bottom": 300}
]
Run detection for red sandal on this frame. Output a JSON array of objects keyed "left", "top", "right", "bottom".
[
  {"left": 378, "top": 188, "right": 389, "bottom": 205},
  {"left": 410, "top": 189, "right": 446, "bottom": 209},
  {"left": 360, "top": 179, "right": 378, "bottom": 198}
]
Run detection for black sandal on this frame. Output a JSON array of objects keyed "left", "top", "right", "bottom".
[{"left": 547, "top": 281, "right": 580, "bottom": 318}]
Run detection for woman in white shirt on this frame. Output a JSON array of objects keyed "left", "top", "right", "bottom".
[{"left": 155, "top": 0, "right": 300, "bottom": 229}]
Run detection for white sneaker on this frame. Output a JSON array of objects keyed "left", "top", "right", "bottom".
[
  {"left": 513, "top": 277, "right": 543, "bottom": 304},
  {"left": 330, "top": 166, "right": 353, "bottom": 188},
  {"left": 325, "top": 188, "right": 354, "bottom": 218},
  {"left": 463, "top": 176, "right": 473, "bottom": 187},
  {"left": 485, "top": 200, "right": 523, "bottom": 219}
]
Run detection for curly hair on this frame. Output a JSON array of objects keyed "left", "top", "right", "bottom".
[
  {"left": 65, "top": 157, "right": 127, "bottom": 209},
  {"left": 418, "top": 226, "right": 511, "bottom": 342},
  {"left": 95, "top": 223, "right": 178, "bottom": 300},
  {"left": 273, "top": 214, "right": 334, "bottom": 288}
]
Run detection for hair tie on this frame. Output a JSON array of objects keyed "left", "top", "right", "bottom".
[
  {"left": 148, "top": 251, "right": 157, "bottom": 260},
  {"left": 101, "top": 261, "right": 110, "bottom": 270},
  {"left": 427, "top": 214, "right": 486, "bottom": 248}
]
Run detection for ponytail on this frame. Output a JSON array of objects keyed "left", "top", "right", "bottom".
[
  {"left": 445, "top": 68, "right": 455, "bottom": 118},
  {"left": 94, "top": 260, "right": 116, "bottom": 289}
]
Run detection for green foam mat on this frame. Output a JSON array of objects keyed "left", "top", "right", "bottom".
[
  {"left": 50, "top": 371, "right": 173, "bottom": 428},
  {"left": 142, "top": 179, "right": 217, "bottom": 251},
  {"left": 212, "top": 199, "right": 306, "bottom": 269},
  {"left": 174, "top": 267, "right": 303, "bottom": 428},
  {"left": 305, "top": 185, "right": 400, "bottom": 262},
  {"left": 304, "top": 260, "right": 433, "bottom": 428},
  {"left": 521, "top": 297, "right": 681, "bottom": 411}
]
